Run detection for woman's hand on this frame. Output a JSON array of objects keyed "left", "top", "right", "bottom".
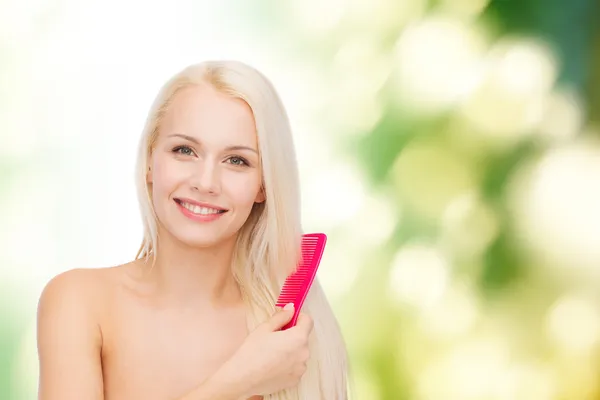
[{"left": 214, "top": 303, "right": 314, "bottom": 398}]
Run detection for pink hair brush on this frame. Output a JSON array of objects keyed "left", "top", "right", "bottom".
[{"left": 276, "top": 232, "right": 327, "bottom": 330}]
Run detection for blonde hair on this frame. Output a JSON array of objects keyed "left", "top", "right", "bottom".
[{"left": 134, "top": 60, "right": 349, "bottom": 399}]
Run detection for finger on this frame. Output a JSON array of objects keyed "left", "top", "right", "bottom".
[
  {"left": 266, "top": 303, "right": 295, "bottom": 331},
  {"left": 295, "top": 313, "right": 314, "bottom": 335}
]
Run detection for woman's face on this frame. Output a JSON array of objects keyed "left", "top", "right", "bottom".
[{"left": 147, "top": 83, "right": 264, "bottom": 249}]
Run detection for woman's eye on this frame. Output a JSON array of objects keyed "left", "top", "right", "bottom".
[
  {"left": 173, "top": 146, "right": 194, "bottom": 156},
  {"left": 228, "top": 156, "right": 248, "bottom": 166}
]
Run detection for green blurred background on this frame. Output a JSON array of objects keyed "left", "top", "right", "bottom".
[{"left": 2, "top": 0, "right": 600, "bottom": 399}]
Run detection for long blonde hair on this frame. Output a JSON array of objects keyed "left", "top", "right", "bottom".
[{"left": 134, "top": 60, "right": 349, "bottom": 399}]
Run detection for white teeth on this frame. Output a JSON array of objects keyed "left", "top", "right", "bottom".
[{"left": 181, "top": 202, "right": 222, "bottom": 215}]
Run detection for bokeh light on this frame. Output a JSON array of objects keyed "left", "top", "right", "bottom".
[
  {"left": 390, "top": 243, "right": 450, "bottom": 310},
  {"left": 392, "top": 15, "right": 486, "bottom": 114},
  {"left": 509, "top": 140, "right": 600, "bottom": 279}
]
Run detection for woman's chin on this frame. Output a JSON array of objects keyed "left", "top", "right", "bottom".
[{"left": 173, "top": 230, "right": 238, "bottom": 250}]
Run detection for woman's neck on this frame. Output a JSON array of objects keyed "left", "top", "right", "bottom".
[{"left": 135, "top": 229, "right": 243, "bottom": 308}]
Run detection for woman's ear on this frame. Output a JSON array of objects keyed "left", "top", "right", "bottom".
[
  {"left": 255, "top": 186, "right": 265, "bottom": 203},
  {"left": 146, "top": 166, "right": 153, "bottom": 183}
]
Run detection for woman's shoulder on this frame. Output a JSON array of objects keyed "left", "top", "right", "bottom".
[
  {"left": 37, "top": 263, "right": 134, "bottom": 324},
  {"left": 36, "top": 265, "right": 133, "bottom": 398},
  {"left": 43, "top": 266, "right": 110, "bottom": 286},
  {"left": 40, "top": 266, "right": 122, "bottom": 301}
]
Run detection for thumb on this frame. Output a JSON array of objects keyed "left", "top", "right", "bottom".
[{"left": 266, "top": 303, "right": 295, "bottom": 331}]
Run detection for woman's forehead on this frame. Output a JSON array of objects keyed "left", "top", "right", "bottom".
[{"left": 159, "top": 85, "right": 258, "bottom": 146}]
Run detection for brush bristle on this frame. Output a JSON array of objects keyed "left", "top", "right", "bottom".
[{"left": 275, "top": 233, "right": 326, "bottom": 308}]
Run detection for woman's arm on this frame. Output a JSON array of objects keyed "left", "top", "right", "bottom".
[
  {"left": 178, "top": 306, "right": 312, "bottom": 400},
  {"left": 37, "top": 270, "right": 306, "bottom": 400},
  {"left": 37, "top": 270, "right": 105, "bottom": 400},
  {"left": 175, "top": 371, "right": 247, "bottom": 400}
]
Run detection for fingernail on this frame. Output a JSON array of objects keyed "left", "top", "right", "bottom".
[{"left": 283, "top": 302, "right": 294, "bottom": 311}]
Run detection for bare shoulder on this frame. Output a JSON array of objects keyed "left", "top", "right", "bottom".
[
  {"left": 40, "top": 267, "right": 109, "bottom": 295},
  {"left": 37, "top": 263, "right": 136, "bottom": 330},
  {"left": 37, "top": 266, "right": 128, "bottom": 352},
  {"left": 38, "top": 267, "right": 116, "bottom": 316},
  {"left": 36, "top": 264, "right": 134, "bottom": 400}
]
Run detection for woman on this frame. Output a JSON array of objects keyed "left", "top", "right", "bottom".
[{"left": 37, "top": 61, "right": 349, "bottom": 399}]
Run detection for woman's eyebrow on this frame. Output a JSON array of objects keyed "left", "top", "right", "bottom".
[
  {"left": 225, "top": 145, "right": 258, "bottom": 154},
  {"left": 168, "top": 133, "right": 257, "bottom": 154},
  {"left": 169, "top": 133, "right": 199, "bottom": 143}
]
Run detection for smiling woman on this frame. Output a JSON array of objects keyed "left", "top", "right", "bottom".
[{"left": 36, "top": 61, "right": 349, "bottom": 400}]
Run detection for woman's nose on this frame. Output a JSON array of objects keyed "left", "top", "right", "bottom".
[{"left": 189, "top": 159, "right": 221, "bottom": 195}]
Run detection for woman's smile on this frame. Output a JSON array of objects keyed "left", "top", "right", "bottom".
[{"left": 174, "top": 198, "right": 229, "bottom": 222}]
